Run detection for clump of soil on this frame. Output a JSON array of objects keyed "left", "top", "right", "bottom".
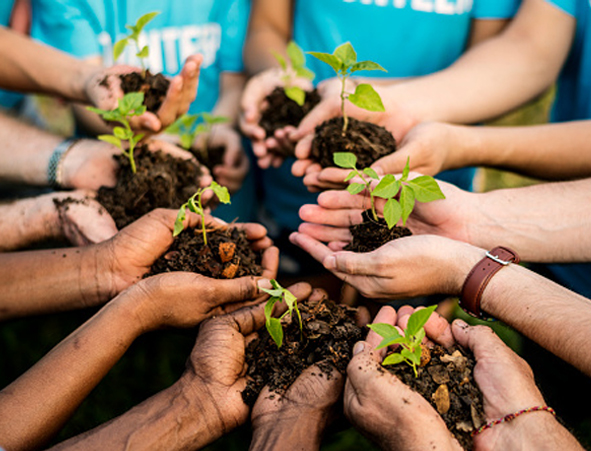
[
  {"left": 384, "top": 345, "right": 484, "bottom": 450},
  {"left": 242, "top": 293, "right": 363, "bottom": 406},
  {"left": 192, "top": 145, "right": 226, "bottom": 173},
  {"left": 97, "top": 148, "right": 203, "bottom": 229},
  {"left": 119, "top": 70, "right": 170, "bottom": 113},
  {"left": 345, "top": 209, "right": 411, "bottom": 253},
  {"left": 147, "top": 225, "right": 263, "bottom": 279},
  {"left": 311, "top": 117, "right": 396, "bottom": 168},
  {"left": 259, "top": 87, "right": 321, "bottom": 158}
]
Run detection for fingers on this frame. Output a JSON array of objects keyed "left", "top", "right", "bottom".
[
  {"left": 260, "top": 246, "right": 280, "bottom": 280},
  {"left": 371, "top": 151, "right": 411, "bottom": 176},
  {"left": 179, "top": 54, "right": 202, "bottom": 112},
  {"left": 299, "top": 203, "right": 363, "bottom": 228},
  {"left": 156, "top": 75, "right": 184, "bottom": 129},
  {"left": 322, "top": 250, "right": 376, "bottom": 276},
  {"left": 239, "top": 222, "right": 268, "bottom": 242},
  {"left": 317, "top": 190, "right": 370, "bottom": 211},
  {"left": 346, "top": 342, "right": 387, "bottom": 395},
  {"left": 397, "top": 306, "right": 455, "bottom": 349},
  {"left": 451, "top": 319, "right": 508, "bottom": 359},
  {"left": 227, "top": 301, "right": 268, "bottom": 336},
  {"left": 293, "top": 133, "right": 314, "bottom": 160},
  {"left": 298, "top": 222, "right": 352, "bottom": 243},
  {"left": 366, "top": 306, "right": 397, "bottom": 351},
  {"left": 289, "top": 232, "right": 334, "bottom": 266},
  {"left": 203, "top": 275, "right": 264, "bottom": 311},
  {"left": 291, "top": 101, "right": 338, "bottom": 142}
]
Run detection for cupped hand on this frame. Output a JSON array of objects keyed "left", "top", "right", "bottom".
[{"left": 345, "top": 306, "right": 462, "bottom": 451}]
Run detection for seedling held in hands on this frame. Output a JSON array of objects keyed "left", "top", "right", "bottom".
[
  {"left": 113, "top": 11, "right": 160, "bottom": 71},
  {"left": 333, "top": 152, "right": 445, "bottom": 228},
  {"left": 166, "top": 112, "right": 230, "bottom": 157},
  {"left": 173, "top": 181, "right": 230, "bottom": 245},
  {"left": 87, "top": 92, "right": 147, "bottom": 173},
  {"left": 368, "top": 305, "right": 437, "bottom": 377},
  {"left": 308, "top": 42, "right": 386, "bottom": 133},
  {"left": 272, "top": 41, "right": 315, "bottom": 106},
  {"left": 262, "top": 280, "right": 302, "bottom": 348}
]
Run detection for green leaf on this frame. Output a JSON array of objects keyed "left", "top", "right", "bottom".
[
  {"left": 113, "top": 38, "right": 129, "bottom": 61},
  {"left": 267, "top": 317, "right": 284, "bottom": 348},
  {"left": 261, "top": 288, "right": 283, "bottom": 298},
  {"left": 102, "top": 110, "right": 123, "bottom": 122},
  {"left": 383, "top": 198, "right": 402, "bottom": 229},
  {"left": 401, "top": 347, "right": 416, "bottom": 364},
  {"left": 399, "top": 184, "right": 416, "bottom": 226},
  {"left": 307, "top": 52, "right": 342, "bottom": 74},
  {"left": 187, "top": 196, "right": 202, "bottom": 215},
  {"left": 182, "top": 114, "right": 199, "bottom": 128},
  {"left": 334, "top": 42, "right": 357, "bottom": 67},
  {"left": 350, "top": 60, "right": 387, "bottom": 73},
  {"left": 210, "top": 182, "right": 230, "bottom": 204},
  {"left": 406, "top": 305, "right": 437, "bottom": 338},
  {"left": 272, "top": 51, "right": 287, "bottom": 71},
  {"left": 286, "top": 41, "right": 305, "bottom": 68},
  {"left": 136, "top": 45, "right": 149, "bottom": 59},
  {"left": 283, "top": 289, "right": 297, "bottom": 312},
  {"left": 407, "top": 176, "right": 446, "bottom": 203},
  {"left": 413, "top": 328, "right": 426, "bottom": 346},
  {"left": 333, "top": 152, "right": 357, "bottom": 169},
  {"left": 372, "top": 174, "right": 400, "bottom": 199},
  {"left": 135, "top": 11, "right": 159, "bottom": 33},
  {"left": 113, "top": 126, "right": 129, "bottom": 140},
  {"left": 173, "top": 205, "right": 187, "bottom": 237},
  {"left": 383, "top": 352, "right": 405, "bottom": 366},
  {"left": 97, "top": 134, "right": 122, "bottom": 148},
  {"left": 264, "top": 297, "right": 278, "bottom": 323},
  {"left": 285, "top": 86, "right": 306, "bottom": 106},
  {"left": 295, "top": 66, "right": 315, "bottom": 81},
  {"left": 86, "top": 106, "right": 112, "bottom": 116},
  {"left": 363, "top": 167, "right": 379, "bottom": 180},
  {"left": 347, "top": 183, "right": 365, "bottom": 195},
  {"left": 413, "top": 344, "right": 423, "bottom": 364},
  {"left": 402, "top": 157, "right": 410, "bottom": 181},
  {"left": 180, "top": 134, "right": 193, "bottom": 150},
  {"left": 122, "top": 92, "right": 145, "bottom": 112},
  {"left": 134, "top": 105, "right": 147, "bottom": 116},
  {"left": 344, "top": 171, "right": 357, "bottom": 182},
  {"left": 378, "top": 336, "right": 408, "bottom": 349},
  {"left": 270, "top": 279, "right": 281, "bottom": 290},
  {"left": 130, "top": 132, "right": 145, "bottom": 146},
  {"left": 368, "top": 323, "right": 400, "bottom": 339},
  {"left": 208, "top": 115, "right": 230, "bottom": 125},
  {"left": 348, "top": 84, "right": 385, "bottom": 112}
]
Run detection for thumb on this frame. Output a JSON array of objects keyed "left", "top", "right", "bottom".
[
  {"left": 291, "top": 100, "right": 337, "bottom": 141},
  {"left": 452, "top": 320, "right": 508, "bottom": 360},
  {"left": 346, "top": 342, "right": 386, "bottom": 393},
  {"left": 204, "top": 276, "right": 268, "bottom": 308},
  {"left": 371, "top": 150, "right": 409, "bottom": 176}
]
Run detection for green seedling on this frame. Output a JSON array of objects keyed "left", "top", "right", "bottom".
[
  {"left": 261, "top": 279, "right": 302, "bottom": 348},
  {"left": 308, "top": 42, "right": 386, "bottom": 133},
  {"left": 333, "top": 152, "right": 445, "bottom": 228},
  {"left": 368, "top": 305, "right": 437, "bottom": 377},
  {"left": 87, "top": 92, "right": 147, "bottom": 173},
  {"left": 113, "top": 11, "right": 160, "bottom": 71},
  {"left": 166, "top": 113, "right": 230, "bottom": 158},
  {"left": 173, "top": 181, "right": 230, "bottom": 245},
  {"left": 272, "top": 41, "right": 315, "bottom": 106}
]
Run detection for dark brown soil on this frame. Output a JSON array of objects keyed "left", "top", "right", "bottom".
[
  {"left": 384, "top": 344, "right": 484, "bottom": 450},
  {"left": 345, "top": 209, "right": 412, "bottom": 253},
  {"left": 311, "top": 117, "right": 396, "bottom": 168},
  {"left": 192, "top": 145, "right": 226, "bottom": 173},
  {"left": 120, "top": 70, "right": 170, "bottom": 113},
  {"left": 147, "top": 225, "right": 263, "bottom": 279},
  {"left": 242, "top": 293, "right": 363, "bottom": 406},
  {"left": 97, "top": 147, "right": 203, "bottom": 229},
  {"left": 259, "top": 87, "right": 320, "bottom": 158}
]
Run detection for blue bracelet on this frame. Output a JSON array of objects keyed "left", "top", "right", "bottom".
[{"left": 47, "top": 138, "right": 80, "bottom": 189}]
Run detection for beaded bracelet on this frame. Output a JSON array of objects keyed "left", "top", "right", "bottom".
[{"left": 472, "top": 406, "right": 556, "bottom": 436}]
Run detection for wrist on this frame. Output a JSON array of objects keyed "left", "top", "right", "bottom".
[
  {"left": 447, "top": 124, "right": 481, "bottom": 170},
  {"left": 76, "top": 63, "right": 100, "bottom": 104},
  {"left": 447, "top": 242, "right": 485, "bottom": 295},
  {"left": 251, "top": 410, "right": 326, "bottom": 451}
]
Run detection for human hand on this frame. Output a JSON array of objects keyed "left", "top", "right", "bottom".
[
  {"left": 240, "top": 68, "right": 312, "bottom": 169},
  {"left": 84, "top": 55, "right": 202, "bottom": 133},
  {"left": 345, "top": 306, "right": 462, "bottom": 451}
]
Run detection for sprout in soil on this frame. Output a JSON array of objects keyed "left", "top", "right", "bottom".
[
  {"left": 87, "top": 92, "right": 147, "bottom": 173},
  {"left": 261, "top": 279, "right": 302, "bottom": 348},
  {"left": 333, "top": 152, "right": 445, "bottom": 228},
  {"left": 368, "top": 305, "right": 438, "bottom": 377},
  {"left": 166, "top": 112, "right": 230, "bottom": 159},
  {"left": 113, "top": 11, "right": 160, "bottom": 72},
  {"left": 173, "top": 181, "right": 231, "bottom": 245},
  {"left": 272, "top": 41, "right": 315, "bottom": 106},
  {"left": 308, "top": 42, "right": 386, "bottom": 133}
]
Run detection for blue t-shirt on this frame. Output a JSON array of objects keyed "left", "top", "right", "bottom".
[
  {"left": 30, "top": 0, "right": 249, "bottom": 114},
  {"left": 0, "top": 2, "right": 26, "bottom": 109},
  {"left": 264, "top": 0, "right": 520, "bottom": 232}
]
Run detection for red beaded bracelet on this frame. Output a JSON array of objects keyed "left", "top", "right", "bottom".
[{"left": 472, "top": 405, "right": 556, "bottom": 436}]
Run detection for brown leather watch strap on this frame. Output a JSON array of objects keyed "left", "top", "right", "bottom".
[{"left": 460, "top": 246, "right": 520, "bottom": 319}]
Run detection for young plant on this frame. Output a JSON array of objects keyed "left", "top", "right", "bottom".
[
  {"left": 272, "top": 41, "right": 315, "bottom": 106},
  {"left": 87, "top": 92, "right": 147, "bottom": 173},
  {"left": 173, "top": 181, "right": 230, "bottom": 245},
  {"left": 113, "top": 11, "right": 160, "bottom": 71},
  {"left": 261, "top": 280, "right": 302, "bottom": 348},
  {"left": 333, "top": 152, "right": 445, "bottom": 228},
  {"left": 308, "top": 42, "right": 386, "bottom": 132},
  {"left": 368, "top": 305, "right": 437, "bottom": 377},
  {"left": 166, "top": 112, "right": 230, "bottom": 157}
]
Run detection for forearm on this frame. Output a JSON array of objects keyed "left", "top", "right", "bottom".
[
  {"left": 464, "top": 179, "right": 591, "bottom": 262},
  {"left": 0, "top": 299, "right": 142, "bottom": 451},
  {"left": 0, "top": 28, "right": 94, "bottom": 102},
  {"left": 250, "top": 413, "right": 326, "bottom": 451},
  {"left": 212, "top": 73, "right": 246, "bottom": 126},
  {"left": 379, "top": 0, "right": 573, "bottom": 126},
  {"left": 48, "top": 374, "right": 218, "bottom": 451}
]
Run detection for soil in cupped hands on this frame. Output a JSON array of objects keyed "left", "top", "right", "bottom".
[
  {"left": 242, "top": 293, "right": 363, "bottom": 406},
  {"left": 384, "top": 344, "right": 484, "bottom": 451},
  {"left": 119, "top": 70, "right": 170, "bottom": 113},
  {"left": 345, "top": 209, "right": 412, "bottom": 253},
  {"left": 191, "top": 145, "right": 226, "bottom": 174},
  {"left": 259, "top": 87, "right": 321, "bottom": 158},
  {"left": 311, "top": 116, "right": 396, "bottom": 168},
  {"left": 97, "top": 147, "right": 203, "bottom": 229},
  {"left": 147, "top": 224, "right": 263, "bottom": 279}
]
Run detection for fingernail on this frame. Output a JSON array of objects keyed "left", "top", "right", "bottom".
[
  {"left": 324, "top": 255, "right": 336, "bottom": 270},
  {"left": 257, "top": 278, "right": 272, "bottom": 291},
  {"left": 353, "top": 342, "right": 365, "bottom": 356},
  {"left": 454, "top": 319, "right": 469, "bottom": 329}
]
